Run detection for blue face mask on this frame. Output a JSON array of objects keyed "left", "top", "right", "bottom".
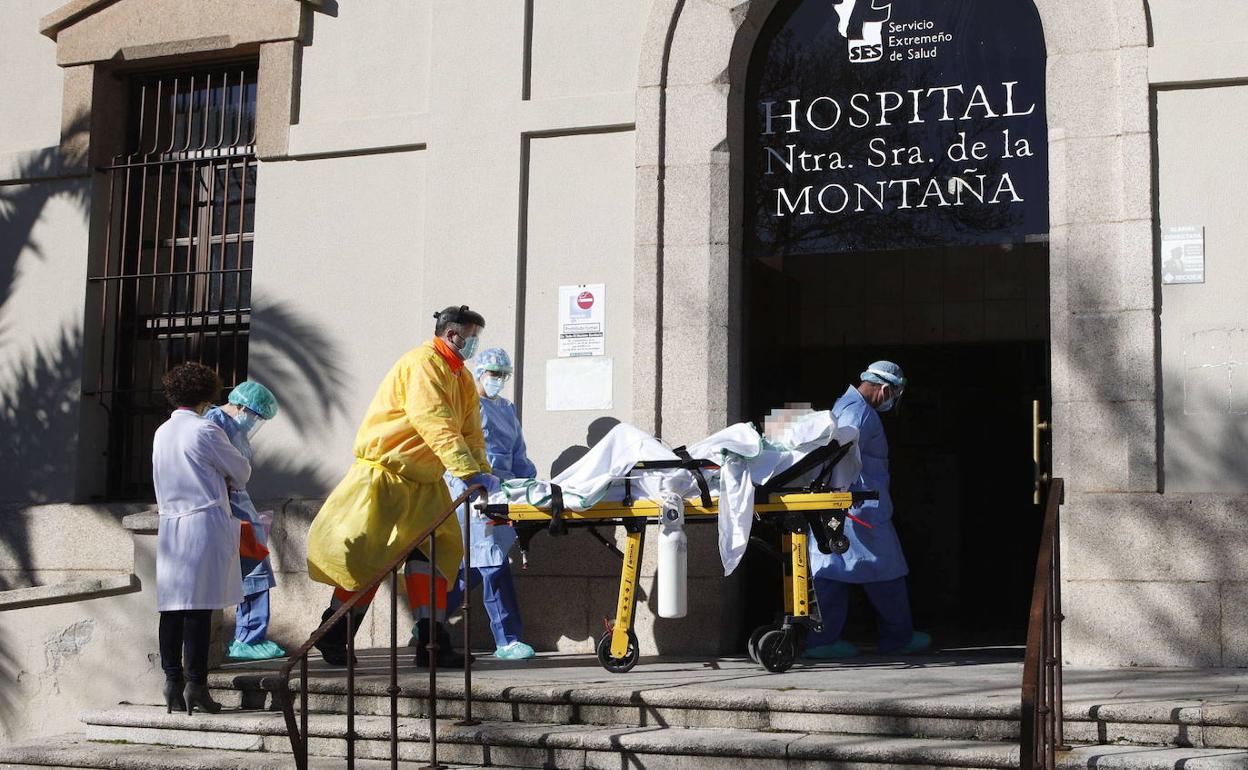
[
  {"left": 482, "top": 375, "right": 506, "bottom": 399},
  {"left": 456, "top": 333, "right": 480, "bottom": 361}
]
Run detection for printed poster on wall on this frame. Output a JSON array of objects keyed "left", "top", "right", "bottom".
[
  {"left": 1161, "top": 226, "right": 1205, "bottom": 285},
  {"left": 557, "top": 284, "right": 606, "bottom": 357}
]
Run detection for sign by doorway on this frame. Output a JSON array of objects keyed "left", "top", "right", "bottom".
[{"left": 748, "top": 0, "right": 1049, "bottom": 257}]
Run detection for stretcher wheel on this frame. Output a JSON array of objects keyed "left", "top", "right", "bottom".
[
  {"left": 757, "top": 629, "right": 796, "bottom": 673},
  {"left": 747, "top": 624, "right": 775, "bottom": 665},
  {"left": 596, "top": 629, "right": 639, "bottom": 674},
  {"left": 830, "top": 535, "right": 851, "bottom": 555}
]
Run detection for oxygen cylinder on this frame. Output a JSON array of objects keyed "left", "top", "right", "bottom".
[{"left": 657, "top": 499, "right": 688, "bottom": 619}]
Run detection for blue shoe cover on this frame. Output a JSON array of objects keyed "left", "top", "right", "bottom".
[
  {"left": 494, "top": 641, "right": 536, "bottom": 660},
  {"left": 228, "top": 639, "right": 287, "bottom": 661},
  {"left": 893, "top": 631, "right": 932, "bottom": 655},
  {"left": 803, "top": 640, "right": 859, "bottom": 659}
]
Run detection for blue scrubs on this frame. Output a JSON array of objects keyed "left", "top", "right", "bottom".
[
  {"left": 805, "top": 386, "right": 913, "bottom": 650},
  {"left": 204, "top": 407, "right": 277, "bottom": 643},
  {"left": 445, "top": 395, "right": 536, "bottom": 647}
]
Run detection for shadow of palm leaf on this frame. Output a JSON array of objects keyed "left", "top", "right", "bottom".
[
  {"left": 246, "top": 298, "right": 351, "bottom": 439},
  {"left": 0, "top": 330, "right": 83, "bottom": 593},
  {"left": 0, "top": 116, "right": 89, "bottom": 344}
]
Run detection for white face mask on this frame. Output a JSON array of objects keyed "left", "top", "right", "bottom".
[
  {"left": 234, "top": 409, "right": 266, "bottom": 438},
  {"left": 876, "top": 386, "right": 902, "bottom": 412}
]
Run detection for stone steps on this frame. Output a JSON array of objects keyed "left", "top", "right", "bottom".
[
  {"left": 8, "top": 655, "right": 1248, "bottom": 769},
  {"left": 6, "top": 705, "right": 1244, "bottom": 770},
  {"left": 0, "top": 733, "right": 495, "bottom": 769},
  {"left": 201, "top": 668, "right": 1248, "bottom": 749},
  {"left": 77, "top": 705, "right": 1025, "bottom": 769}
]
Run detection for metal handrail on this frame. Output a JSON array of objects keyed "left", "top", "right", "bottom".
[
  {"left": 274, "top": 483, "right": 484, "bottom": 770},
  {"left": 1020, "top": 477, "right": 1069, "bottom": 770}
]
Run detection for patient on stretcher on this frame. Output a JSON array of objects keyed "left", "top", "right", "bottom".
[{"left": 488, "top": 413, "right": 861, "bottom": 575}]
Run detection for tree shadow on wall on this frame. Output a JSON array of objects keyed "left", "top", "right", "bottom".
[
  {"left": 0, "top": 329, "right": 84, "bottom": 591},
  {"left": 246, "top": 297, "right": 351, "bottom": 442},
  {"left": 0, "top": 118, "right": 89, "bottom": 347}
]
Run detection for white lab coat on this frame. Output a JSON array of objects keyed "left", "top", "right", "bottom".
[{"left": 152, "top": 408, "right": 252, "bottom": 611}]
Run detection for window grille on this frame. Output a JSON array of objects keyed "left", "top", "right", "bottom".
[{"left": 87, "top": 64, "right": 258, "bottom": 499}]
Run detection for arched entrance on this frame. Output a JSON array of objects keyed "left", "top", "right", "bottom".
[{"left": 740, "top": 0, "right": 1051, "bottom": 646}]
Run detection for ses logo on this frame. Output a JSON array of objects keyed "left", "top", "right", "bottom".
[{"left": 832, "top": 0, "right": 892, "bottom": 63}]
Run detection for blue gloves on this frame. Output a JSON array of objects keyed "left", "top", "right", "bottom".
[{"left": 463, "top": 472, "right": 501, "bottom": 499}]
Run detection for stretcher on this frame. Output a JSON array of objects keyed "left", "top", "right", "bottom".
[{"left": 478, "top": 438, "right": 877, "bottom": 673}]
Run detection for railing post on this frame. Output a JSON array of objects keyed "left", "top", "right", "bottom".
[
  {"left": 390, "top": 568, "right": 400, "bottom": 769},
  {"left": 458, "top": 493, "right": 479, "bottom": 727},
  {"left": 424, "top": 530, "right": 441, "bottom": 770},
  {"left": 299, "top": 656, "right": 308, "bottom": 770},
  {"left": 346, "top": 609, "right": 356, "bottom": 770},
  {"left": 1020, "top": 478, "right": 1066, "bottom": 770},
  {"left": 1052, "top": 495, "right": 1069, "bottom": 751}
]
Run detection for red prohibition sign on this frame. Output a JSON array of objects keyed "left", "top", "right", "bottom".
[{"left": 577, "top": 291, "right": 595, "bottom": 310}]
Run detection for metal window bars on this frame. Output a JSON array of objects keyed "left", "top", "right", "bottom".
[
  {"left": 86, "top": 64, "right": 258, "bottom": 499},
  {"left": 274, "top": 484, "right": 484, "bottom": 770},
  {"left": 1021, "top": 477, "right": 1069, "bottom": 770}
]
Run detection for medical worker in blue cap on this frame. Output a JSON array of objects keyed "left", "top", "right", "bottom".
[
  {"left": 440, "top": 347, "right": 538, "bottom": 660},
  {"left": 204, "top": 380, "right": 287, "bottom": 661},
  {"left": 805, "top": 361, "right": 931, "bottom": 659}
]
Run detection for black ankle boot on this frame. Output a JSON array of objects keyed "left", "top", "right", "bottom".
[
  {"left": 415, "top": 619, "right": 464, "bottom": 669},
  {"left": 313, "top": 607, "right": 364, "bottom": 666},
  {"left": 183, "top": 682, "right": 222, "bottom": 715},
  {"left": 163, "top": 679, "right": 186, "bottom": 714}
]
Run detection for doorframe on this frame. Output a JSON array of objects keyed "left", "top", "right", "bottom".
[{"left": 631, "top": 0, "right": 1159, "bottom": 499}]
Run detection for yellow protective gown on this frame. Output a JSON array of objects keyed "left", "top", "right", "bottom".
[{"left": 307, "top": 339, "right": 491, "bottom": 590}]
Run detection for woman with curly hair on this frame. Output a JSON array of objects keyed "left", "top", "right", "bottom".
[{"left": 152, "top": 362, "right": 251, "bottom": 715}]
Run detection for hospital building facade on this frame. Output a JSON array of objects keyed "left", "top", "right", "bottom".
[{"left": 0, "top": 0, "right": 1245, "bottom": 744}]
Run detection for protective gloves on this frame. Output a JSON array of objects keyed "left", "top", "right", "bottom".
[{"left": 463, "top": 472, "right": 501, "bottom": 499}]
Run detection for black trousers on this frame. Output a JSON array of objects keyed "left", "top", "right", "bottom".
[{"left": 158, "top": 609, "right": 213, "bottom": 684}]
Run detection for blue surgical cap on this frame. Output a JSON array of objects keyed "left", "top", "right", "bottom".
[
  {"left": 474, "top": 347, "right": 513, "bottom": 379},
  {"left": 860, "top": 361, "right": 906, "bottom": 388},
  {"left": 228, "top": 381, "right": 278, "bottom": 420}
]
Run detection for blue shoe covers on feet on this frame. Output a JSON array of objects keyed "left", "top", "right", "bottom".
[{"left": 494, "top": 641, "right": 536, "bottom": 660}]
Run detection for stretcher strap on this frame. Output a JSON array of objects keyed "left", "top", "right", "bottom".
[
  {"left": 761, "top": 440, "right": 845, "bottom": 493},
  {"left": 812, "top": 440, "right": 855, "bottom": 490},
  {"left": 672, "top": 446, "right": 714, "bottom": 508},
  {"left": 548, "top": 483, "right": 568, "bottom": 537}
]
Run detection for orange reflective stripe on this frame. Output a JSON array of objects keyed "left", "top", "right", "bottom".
[
  {"left": 333, "top": 585, "right": 379, "bottom": 606},
  {"left": 405, "top": 573, "right": 448, "bottom": 610}
]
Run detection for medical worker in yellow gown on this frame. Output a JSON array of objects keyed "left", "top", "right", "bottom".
[{"left": 307, "top": 305, "right": 499, "bottom": 668}]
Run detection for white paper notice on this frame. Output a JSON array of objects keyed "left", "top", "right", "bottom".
[
  {"left": 557, "top": 284, "right": 606, "bottom": 357},
  {"left": 546, "top": 357, "right": 613, "bottom": 411},
  {"left": 1161, "top": 226, "right": 1205, "bottom": 285}
]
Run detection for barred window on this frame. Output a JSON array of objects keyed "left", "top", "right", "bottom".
[{"left": 87, "top": 63, "right": 258, "bottom": 499}]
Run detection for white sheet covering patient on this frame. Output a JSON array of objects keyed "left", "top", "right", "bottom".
[{"left": 493, "top": 413, "right": 860, "bottom": 575}]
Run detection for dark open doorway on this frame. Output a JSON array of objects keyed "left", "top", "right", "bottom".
[
  {"left": 737, "top": 0, "right": 1051, "bottom": 651},
  {"left": 741, "top": 243, "right": 1050, "bottom": 647}
]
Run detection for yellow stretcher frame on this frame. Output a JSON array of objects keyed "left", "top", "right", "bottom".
[{"left": 483, "top": 491, "right": 864, "bottom": 672}]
